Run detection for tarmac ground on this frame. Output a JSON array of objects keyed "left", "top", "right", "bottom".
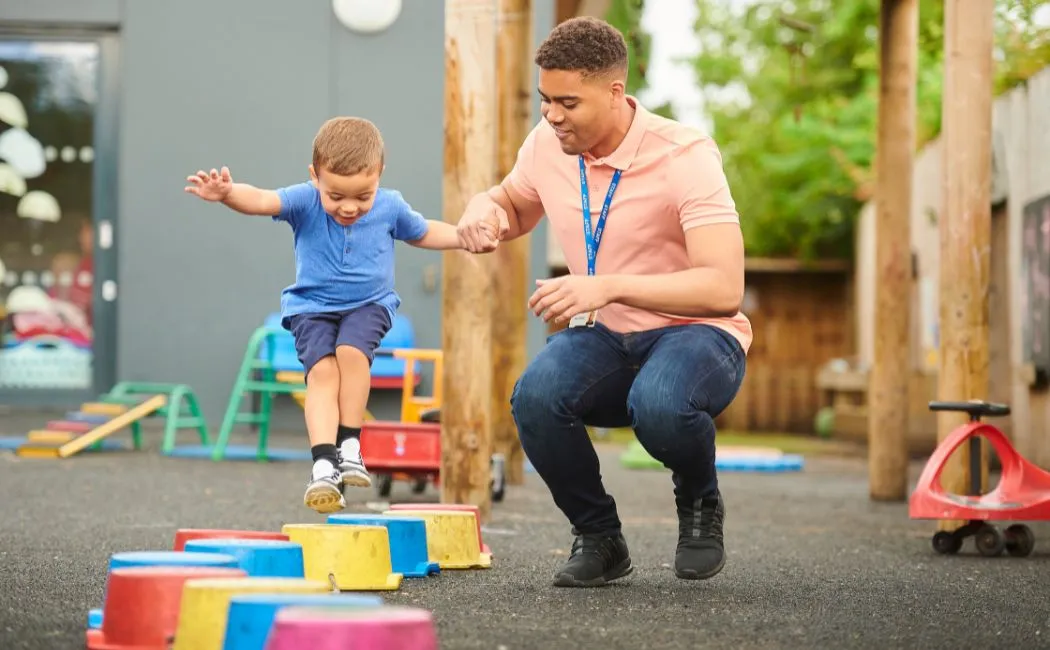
[{"left": 1, "top": 417, "right": 1048, "bottom": 650}]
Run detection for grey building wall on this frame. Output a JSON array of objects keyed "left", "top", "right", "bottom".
[
  {"left": 0, "top": 0, "right": 120, "bottom": 26},
  {"left": 117, "top": 0, "right": 447, "bottom": 424},
  {"left": 2, "top": 0, "right": 556, "bottom": 426}
]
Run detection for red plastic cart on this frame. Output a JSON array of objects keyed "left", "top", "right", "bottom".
[
  {"left": 358, "top": 349, "right": 505, "bottom": 502},
  {"left": 359, "top": 418, "right": 506, "bottom": 502}
]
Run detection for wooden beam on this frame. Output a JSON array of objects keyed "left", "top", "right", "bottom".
[
  {"left": 556, "top": 0, "right": 579, "bottom": 24},
  {"left": 936, "top": 0, "right": 995, "bottom": 530},
  {"left": 442, "top": 0, "right": 499, "bottom": 522},
  {"left": 492, "top": 0, "right": 532, "bottom": 486},
  {"left": 868, "top": 0, "right": 918, "bottom": 501}
]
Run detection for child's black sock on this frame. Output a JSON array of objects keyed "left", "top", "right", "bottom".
[
  {"left": 311, "top": 443, "right": 338, "bottom": 467},
  {"left": 337, "top": 425, "right": 361, "bottom": 447}
]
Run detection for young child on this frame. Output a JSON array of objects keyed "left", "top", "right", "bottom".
[{"left": 185, "top": 116, "right": 499, "bottom": 514}]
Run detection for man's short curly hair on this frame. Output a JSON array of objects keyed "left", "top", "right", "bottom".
[{"left": 534, "top": 16, "right": 628, "bottom": 78}]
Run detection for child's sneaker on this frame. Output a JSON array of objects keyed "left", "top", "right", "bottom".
[
  {"left": 303, "top": 459, "right": 346, "bottom": 513},
  {"left": 337, "top": 438, "right": 372, "bottom": 488}
]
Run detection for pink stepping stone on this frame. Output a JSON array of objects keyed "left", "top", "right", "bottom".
[{"left": 264, "top": 606, "right": 437, "bottom": 650}]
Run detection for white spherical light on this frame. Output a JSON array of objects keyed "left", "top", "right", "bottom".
[{"left": 332, "top": 0, "right": 402, "bottom": 34}]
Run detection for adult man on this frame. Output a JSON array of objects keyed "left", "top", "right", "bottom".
[{"left": 457, "top": 16, "right": 751, "bottom": 587}]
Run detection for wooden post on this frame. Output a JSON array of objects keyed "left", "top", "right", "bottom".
[
  {"left": 442, "top": 0, "right": 498, "bottom": 522},
  {"left": 492, "top": 0, "right": 532, "bottom": 486},
  {"left": 868, "top": 0, "right": 918, "bottom": 501},
  {"left": 936, "top": 0, "right": 995, "bottom": 530},
  {"left": 555, "top": 0, "right": 579, "bottom": 24}
]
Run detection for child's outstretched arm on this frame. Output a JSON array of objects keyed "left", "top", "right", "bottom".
[
  {"left": 185, "top": 166, "right": 281, "bottom": 216},
  {"left": 408, "top": 217, "right": 499, "bottom": 251}
]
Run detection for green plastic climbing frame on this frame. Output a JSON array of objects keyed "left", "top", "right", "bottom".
[
  {"left": 100, "top": 381, "right": 210, "bottom": 453},
  {"left": 209, "top": 326, "right": 304, "bottom": 462}
]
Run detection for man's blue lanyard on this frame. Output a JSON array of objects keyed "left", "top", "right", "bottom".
[{"left": 579, "top": 156, "right": 622, "bottom": 276}]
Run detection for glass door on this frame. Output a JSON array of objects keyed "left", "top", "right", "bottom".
[{"left": 0, "top": 31, "right": 118, "bottom": 405}]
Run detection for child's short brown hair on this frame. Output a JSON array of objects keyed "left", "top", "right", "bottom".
[{"left": 312, "top": 117, "right": 385, "bottom": 176}]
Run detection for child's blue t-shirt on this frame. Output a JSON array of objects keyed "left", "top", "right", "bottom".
[{"left": 272, "top": 182, "right": 429, "bottom": 326}]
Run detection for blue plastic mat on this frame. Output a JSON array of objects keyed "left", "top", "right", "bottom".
[
  {"left": 163, "top": 444, "right": 311, "bottom": 461},
  {"left": 716, "top": 454, "right": 804, "bottom": 472},
  {"left": 0, "top": 437, "right": 128, "bottom": 452}
]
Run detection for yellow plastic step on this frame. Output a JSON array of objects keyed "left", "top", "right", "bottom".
[
  {"left": 16, "top": 444, "right": 63, "bottom": 458},
  {"left": 58, "top": 394, "right": 166, "bottom": 458},
  {"left": 27, "top": 430, "right": 78, "bottom": 444},
  {"left": 81, "top": 402, "right": 128, "bottom": 416},
  {"left": 275, "top": 371, "right": 306, "bottom": 385}
]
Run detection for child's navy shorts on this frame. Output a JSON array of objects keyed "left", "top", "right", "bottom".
[{"left": 286, "top": 303, "right": 393, "bottom": 377}]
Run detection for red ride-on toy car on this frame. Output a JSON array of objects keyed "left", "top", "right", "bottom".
[{"left": 909, "top": 399, "right": 1050, "bottom": 557}]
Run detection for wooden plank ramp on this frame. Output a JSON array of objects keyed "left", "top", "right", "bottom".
[{"left": 15, "top": 395, "right": 167, "bottom": 459}]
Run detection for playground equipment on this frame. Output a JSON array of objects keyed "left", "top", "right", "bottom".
[
  {"left": 265, "top": 606, "right": 438, "bottom": 650},
  {"left": 909, "top": 400, "right": 1049, "bottom": 557},
  {"left": 382, "top": 509, "right": 492, "bottom": 569},
  {"left": 170, "top": 577, "right": 330, "bottom": 650},
  {"left": 222, "top": 593, "right": 383, "bottom": 650},
  {"left": 363, "top": 348, "right": 506, "bottom": 503},
  {"left": 84, "top": 514, "right": 488, "bottom": 646},
  {"left": 326, "top": 514, "right": 440, "bottom": 578},
  {"left": 85, "top": 566, "right": 247, "bottom": 650},
  {"left": 619, "top": 439, "right": 805, "bottom": 473},
  {"left": 170, "top": 316, "right": 420, "bottom": 462},
  {"left": 260, "top": 311, "right": 418, "bottom": 413},
  {"left": 281, "top": 524, "right": 404, "bottom": 591},
  {"left": 179, "top": 320, "right": 507, "bottom": 502},
  {"left": 11, "top": 382, "right": 210, "bottom": 458},
  {"left": 87, "top": 551, "right": 242, "bottom": 631}
]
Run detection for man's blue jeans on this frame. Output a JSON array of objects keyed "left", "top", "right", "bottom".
[{"left": 510, "top": 322, "right": 746, "bottom": 536}]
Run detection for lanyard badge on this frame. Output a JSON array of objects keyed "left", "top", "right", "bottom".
[{"left": 569, "top": 156, "right": 622, "bottom": 329}]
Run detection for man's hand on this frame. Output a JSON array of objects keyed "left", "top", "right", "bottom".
[
  {"left": 185, "top": 166, "right": 234, "bottom": 202},
  {"left": 528, "top": 275, "right": 612, "bottom": 324},
  {"left": 457, "top": 192, "right": 510, "bottom": 253}
]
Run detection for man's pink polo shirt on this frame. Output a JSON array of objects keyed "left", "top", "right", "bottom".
[{"left": 505, "top": 97, "right": 753, "bottom": 354}]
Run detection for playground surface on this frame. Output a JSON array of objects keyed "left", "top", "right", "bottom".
[{"left": 1, "top": 420, "right": 1048, "bottom": 649}]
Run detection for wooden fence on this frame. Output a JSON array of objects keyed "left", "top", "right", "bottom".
[
  {"left": 546, "top": 258, "right": 855, "bottom": 434},
  {"left": 716, "top": 259, "right": 854, "bottom": 433}
]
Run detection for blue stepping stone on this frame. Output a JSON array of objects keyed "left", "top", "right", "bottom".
[
  {"left": 183, "top": 539, "right": 305, "bottom": 578},
  {"left": 222, "top": 593, "right": 383, "bottom": 650}
]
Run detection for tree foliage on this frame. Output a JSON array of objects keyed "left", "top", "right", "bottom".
[{"left": 618, "top": 0, "right": 1050, "bottom": 260}]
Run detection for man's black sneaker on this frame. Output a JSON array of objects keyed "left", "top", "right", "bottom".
[
  {"left": 553, "top": 531, "right": 633, "bottom": 588},
  {"left": 674, "top": 491, "right": 726, "bottom": 580}
]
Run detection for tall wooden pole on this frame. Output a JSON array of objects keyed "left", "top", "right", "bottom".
[
  {"left": 492, "top": 0, "right": 533, "bottom": 486},
  {"left": 936, "top": 0, "right": 995, "bottom": 531},
  {"left": 868, "top": 0, "right": 918, "bottom": 501},
  {"left": 443, "top": 0, "right": 498, "bottom": 522}
]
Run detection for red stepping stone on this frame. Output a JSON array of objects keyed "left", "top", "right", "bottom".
[{"left": 173, "top": 528, "right": 289, "bottom": 551}]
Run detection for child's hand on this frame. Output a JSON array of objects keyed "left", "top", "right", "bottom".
[
  {"left": 475, "top": 213, "right": 502, "bottom": 249},
  {"left": 457, "top": 193, "right": 509, "bottom": 253},
  {"left": 185, "top": 166, "right": 234, "bottom": 202}
]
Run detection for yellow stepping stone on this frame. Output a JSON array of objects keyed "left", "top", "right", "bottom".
[
  {"left": 170, "top": 576, "right": 329, "bottom": 650},
  {"left": 80, "top": 402, "right": 128, "bottom": 416},
  {"left": 26, "top": 430, "right": 76, "bottom": 444},
  {"left": 282, "top": 524, "right": 403, "bottom": 591},
  {"left": 383, "top": 510, "right": 491, "bottom": 569}
]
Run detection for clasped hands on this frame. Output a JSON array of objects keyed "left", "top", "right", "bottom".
[{"left": 456, "top": 193, "right": 613, "bottom": 324}]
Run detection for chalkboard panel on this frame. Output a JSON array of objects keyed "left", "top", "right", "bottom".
[{"left": 1022, "top": 194, "right": 1050, "bottom": 382}]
